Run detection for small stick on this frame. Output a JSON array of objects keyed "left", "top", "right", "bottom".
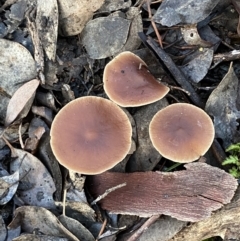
[
  {"left": 62, "top": 188, "right": 67, "bottom": 216},
  {"left": 18, "top": 122, "right": 25, "bottom": 149},
  {"left": 146, "top": 0, "right": 163, "bottom": 48},
  {"left": 96, "top": 217, "right": 107, "bottom": 241},
  {"left": 126, "top": 214, "right": 161, "bottom": 241},
  {"left": 91, "top": 182, "right": 126, "bottom": 206}
]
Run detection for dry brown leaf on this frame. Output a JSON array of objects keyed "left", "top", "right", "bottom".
[
  {"left": 205, "top": 62, "right": 240, "bottom": 148},
  {"left": 9, "top": 148, "right": 56, "bottom": 209},
  {"left": 5, "top": 79, "right": 40, "bottom": 127},
  {"left": 0, "top": 39, "right": 37, "bottom": 123},
  {"left": 58, "top": 0, "right": 105, "bottom": 36},
  {"left": 58, "top": 215, "right": 95, "bottom": 241},
  {"left": 8, "top": 206, "right": 79, "bottom": 241},
  {"left": 0, "top": 122, "right": 28, "bottom": 149},
  {"left": 0, "top": 215, "right": 7, "bottom": 241},
  {"left": 36, "top": 0, "right": 58, "bottom": 61},
  {"left": 0, "top": 167, "right": 19, "bottom": 205},
  {"left": 12, "top": 234, "right": 68, "bottom": 241},
  {"left": 81, "top": 16, "right": 130, "bottom": 59},
  {"left": 128, "top": 99, "right": 168, "bottom": 172}
]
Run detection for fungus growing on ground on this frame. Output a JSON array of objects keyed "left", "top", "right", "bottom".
[
  {"left": 149, "top": 103, "right": 215, "bottom": 163},
  {"left": 50, "top": 96, "right": 132, "bottom": 174},
  {"left": 103, "top": 51, "right": 170, "bottom": 107}
]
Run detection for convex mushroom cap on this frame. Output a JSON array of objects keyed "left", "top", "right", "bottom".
[
  {"left": 103, "top": 51, "right": 170, "bottom": 107},
  {"left": 149, "top": 103, "right": 215, "bottom": 163},
  {"left": 50, "top": 96, "right": 132, "bottom": 174}
]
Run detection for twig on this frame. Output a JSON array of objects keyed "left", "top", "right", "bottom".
[
  {"left": 62, "top": 188, "right": 67, "bottom": 216},
  {"left": 96, "top": 217, "right": 107, "bottom": 241},
  {"left": 91, "top": 182, "right": 126, "bottom": 206},
  {"left": 126, "top": 214, "right": 161, "bottom": 241},
  {"left": 18, "top": 122, "right": 24, "bottom": 149},
  {"left": 146, "top": 0, "right": 163, "bottom": 48}
]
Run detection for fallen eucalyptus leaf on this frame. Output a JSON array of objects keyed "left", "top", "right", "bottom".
[
  {"left": 179, "top": 48, "right": 213, "bottom": 83},
  {"left": 10, "top": 148, "right": 56, "bottom": 209},
  {"left": 100, "top": 0, "right": 131, "bottom": 12},
  {"left": 5, "top": 79, "right": 40, "bottom": 127},
  {"left": 205, "top": 63, "right": 240, "bottom": 148},
  {"left": 0, "top": 39, "right": 37, "bottom": 123},
  {"left": 0, "top": 168, "right": 19, "bottom": 205},
  {"left": 58, "top": 215, "right": 95, "bottom": 241},
  {"left": 81, "top": 16, "right": 130, "bottom": 59},
  {"left": 153, "top": 0, "right": 221, "bottom": 26},
  {"left": 8, "top": 206, "right": 79, "bottom": 241},
  {"left": 12, "top": 234, "right": 68, "bottom": 241},
  {"left": 115, "top": 7, "right": 143, "bottom": 54},
  {"left": 58, "top": 0, "right": 105, "bottom": 36},
  {"left": 36, "top": 0, "right": 58, "bottom": 61},
  {"left": 0, "top": 215, "right": 7, "bottom": 241},
  {"left": 128, "top": 98, "right": 168, "bottom": 172}
]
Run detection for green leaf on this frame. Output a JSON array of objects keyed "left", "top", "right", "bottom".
[
  {"left": 226, "top": 143, "right": 240, "bottom": 153},
  {"left": 222, "top": 155, "right": 239, "bottom": 165}
]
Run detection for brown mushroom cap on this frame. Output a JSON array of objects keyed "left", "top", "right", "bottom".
[
  {"left": 103, "top": 51, "right": 170, "bottom": 107},
  {"left": 149, "top": 103, "right": 215, "bottom": 163},
  {"left": 50, "top": 96, "right": 132, "bottom": 174}
]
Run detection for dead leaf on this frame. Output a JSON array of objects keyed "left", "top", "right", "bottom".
[
  {"left": 0, "top": 215, "right": 7, "bottom": 241},
  {"left": 87, "top": 163, "right": 238, "bottom": 222},
  {"left": 0, "top": 168, "right": 19, "bottom": 205},
  {"left": 128, "top": 98, "right": 168, "bottom": 172},
  {"left": 81, "top": 16, "right": 130, "bottom": 59},
  {"left": 205, "top": 62, "right": 240, "bottom": 148},
  {"left": 5, "top": 79, "right": 40, "bottom": 127},
  {"left": 179, "top": 48, "right": 213, "bottom": 83},
  {"left": 12, "top": 234, "right": 69, "bottom": 241},
  {"left": 31, "top": 106, "right": 53, "bottom": 125},
  {"left": 0, "top": 39, "right": 37, "bottom": 123},
  {"left": 8, "top": 206, "right": 80, "bottom": 241},
  {"left": 36, "top": 0, "right": 58, "bottom": 61},
  {"left": 232, "top": 0, "right": 240, "bottom": 36},
  {"left": 116, "top": 7, "right": 143, "bottom": 54},
  {"left": 36, "top": 133, "right": 62, "bottom": 201},
  {"left": 0, "top": 122, "right": 28, "bottom": 149},
  {"left": 10, "top": 148, "right": 56, "bottom": 209},
  {"left": 58, "top": 215, "right": 95, "bottom": 241},
  {"left": 138, "top": 216, "right": 186, "bottom": 241},
  {"left": 55, "top": 201, "right": 96, "bottom": 229},
  {"left": 153, "top": 0, "right": 220, "bottom": 27},
  {"left": 100, "top": 0, "right": 131, "bottom": 12},
  {"left": 58, "top": 0, "right": 105, "bottom": 36}
]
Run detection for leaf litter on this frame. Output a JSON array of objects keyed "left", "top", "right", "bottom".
[{"left": 1, "top": 0, "right": 240, "bottom": 240}]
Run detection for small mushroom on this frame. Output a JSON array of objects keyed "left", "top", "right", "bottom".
[
  {"left": 149, "top": 103, "right": 215, "bottom": 163},
  {"left": 103, "top": 51, "right": 170, "bottom": 107},
  {"left": 50, "top": 96, "right": 132, "bottom": 174}
]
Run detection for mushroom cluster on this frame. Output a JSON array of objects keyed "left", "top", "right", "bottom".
[{"left": 50, "top": 51, "right": 215, "bottom": 174}]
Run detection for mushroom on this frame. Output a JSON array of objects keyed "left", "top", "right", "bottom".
[
  {"left": 149, "top": 103, "right": 215, "bottom": 163},
  {"left": 103, "top": 51, "right": 170, "bottom": 107},
  {"left": 50, "top": 96, "right": 132, "bottom": 174}
]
